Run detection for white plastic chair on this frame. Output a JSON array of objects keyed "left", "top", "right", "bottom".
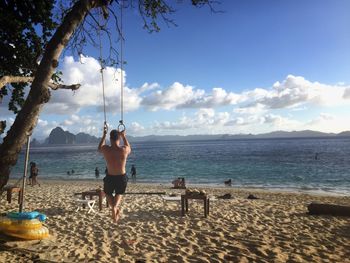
[{"left": 75, "top": 199, "right": 96, "bottom": 214}]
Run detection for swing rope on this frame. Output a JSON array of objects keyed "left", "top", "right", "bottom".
[
  {"left": 98, "top": 10, "right": 107, "bottom": 126},
  {"left": 98, "top": 3, "right": 125, "bottom": 131},
  {"left": 97, "top": 8, "right": 107, "bottom": 126},
  {"left": 118, "top": 1, "right": 125, "bottom": 132}
]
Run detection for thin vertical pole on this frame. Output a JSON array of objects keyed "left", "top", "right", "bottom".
[
  {"left": 19, "top": 135, "right": 30, "bottom": 213},
  {"left": 120, "top": 0, "right": 124, "bottom": 124}
]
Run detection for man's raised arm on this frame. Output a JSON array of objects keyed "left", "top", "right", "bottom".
[
  {"left": 120, "top": 130, "right": 131, "bottom": 154},
  {"left": 98, "top": 124, "right": 108, "bottom": 152}
]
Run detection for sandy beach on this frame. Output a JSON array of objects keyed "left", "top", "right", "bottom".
[{"left": 0, "top": 180, "right": 349, "bottom": 262}]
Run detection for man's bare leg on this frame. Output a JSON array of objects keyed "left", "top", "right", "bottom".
[
  {"left": 106, "top": 195, "right": 116, "bottom": 221},
  {"left": 114, "top": 195, "right": 123, "bottom": 222}
]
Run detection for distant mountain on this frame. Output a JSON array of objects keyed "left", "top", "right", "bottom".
[
  {"left": 48, "top": 127, "right": 75, "bottom": 144},
  {"left": 128, "top": 134, "right": 223, "bottom": 142},
  {"left": 128, "top": 130, "right": 350, "bottom": 142},
  {"left": 37, "top": 127, "right": 350, "bottom": 145},
  {"left": 76, "top": 132, "right": 99, "bottom": 143},
  {"left": 30, "top": 138, "right": 41, "bottom": 147},
  {"left": 234, "top": 130, "right": 335, "bottom": 139},
  {"left": 47, "top": 127, "right": 99, "bottom": 145},
  {"left": 337, "top": 131, "right": 350, "bottom": 137}
]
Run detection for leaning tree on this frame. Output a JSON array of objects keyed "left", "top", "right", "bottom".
[{"left": 0, "top": 0, "right": 216, "bottom": 190}]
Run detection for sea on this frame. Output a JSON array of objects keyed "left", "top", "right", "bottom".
[{"left": 10, "top": 137, "right": 350, "bottom": 196}]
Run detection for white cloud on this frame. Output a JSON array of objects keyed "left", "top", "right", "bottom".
[
  {"left": 239, "top": 75, "right": 350, "bottom": 110},
  {"left": 142, "top": 82, "right": 204, "bottom": 111},
  {"left": 224, "top": 113, "right": 302, "bottom": 131},
  {"left": 195, "top": 108, "right": 215, "bottom": 125},
  {"left": 152, "top": 116, "right": 193, "bottom": 131},
  {"left": 305, "top": 113, "right": 350, "bottom": 133},
  {"left": 128, "top": 122, "right": 145, "bottom": 134},
  {"left": 233, "top": 103, "right": 266, "bottom": 115},
  {"left": 27, "top": 115, "right": 102, "bottom": 140},
  {"left": 225, "top": 116, "right": 258, "bottom": 127},
  {"left": 307, "top": 112, "right": 335, "bottom": 126},
  {"left": 141, "top": 82, "right": 240, "bottom": 111},
  {"left": 319, "top": 113, "right": 334, "bottom": 121},
  {"left": 35, "top": 119, "right": 59, "bottom": 138},
  {"left": 44, "top": 55, "right": 143, "bottom": 115},
  {"left": 343, "top": 88, "right": 350, "bottom": 99},
  {"left": 261, "top": 113, "right": 294, "bottom": 127},
  {"left": 58, "top": 114, "right": 102, "bottom": 136},
  {"left": 200, "top": 87, "right": 240, "bottom": 108},
  {"left": 138, "top": 82, "right": 160, "bottom": 94},
  {"left": 62, "top": 119, "right": 73, "bottom": 126},
  {"left": 151, "top": 109, "right": 232, "bottom": 134},
  {"left": 213, "top": 112, "right": 230, "bottom": 125},
  {"left": 3, "top": 67, "right": 350, "bottom": 138}
]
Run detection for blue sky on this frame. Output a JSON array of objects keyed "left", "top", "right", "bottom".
[
  {"left": 2, "top": 0, "right": 350, "bottom": 139},
  {"left": 123, "top": 0, "right": 350, "bottom": 88}
]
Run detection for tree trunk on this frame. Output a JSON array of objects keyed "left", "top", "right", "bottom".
[{"left": 0, "top": 0, "right": 104, "bottom": 190}]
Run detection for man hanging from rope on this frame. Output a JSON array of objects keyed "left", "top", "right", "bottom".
[{"left": 98, "top": 123, "right": 131, "bottom": 223}]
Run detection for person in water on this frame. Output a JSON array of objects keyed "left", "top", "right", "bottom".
[
  {"left": 130, "top": 165, "right": 137, "bottom": 183},
  {"left": 29, "top": 162, "right": 40, "bottom": 187},
  {"left": 98, "top": 124, "right": 131, "bottom": 223},
  {"left": 95, "top": 167, "right": 100, "bottom": 178}
]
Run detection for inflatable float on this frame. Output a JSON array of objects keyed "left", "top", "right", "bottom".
[{"left": 0, "top": 211, "right": 49, "bottom": 240}]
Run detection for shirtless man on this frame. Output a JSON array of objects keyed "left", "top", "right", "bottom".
[{"left": 98, "top": 124, "right": 131, "bottom": 222}]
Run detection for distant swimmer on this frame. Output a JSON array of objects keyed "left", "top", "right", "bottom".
[
  {"left": 130, "top": 165, "right": 136, "bottom": 183},
  {"left": 315, "top": 153, "right": 319, "bottom": 160},
  {"left": 224, "top": 179, "right": 232, "bottom": 186},
  {"left": 95, "top": 167, "right": 100, "bottom": 178}
]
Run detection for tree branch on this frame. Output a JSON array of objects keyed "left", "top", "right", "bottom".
[
  {"left": 48, "top": 83, "right": 81, "bottom": 90},
  {"left": 0, "top": 75, "right": 81, "bottom": 91},
  {"left": 0, "top": 76, "right": 34, "bottom": 88}
]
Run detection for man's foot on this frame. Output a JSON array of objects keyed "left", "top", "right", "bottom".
[
  {"left": 111, "top": 206, "right": 120, "bottom": 223},
  {"left": 111, "top": 208, "right": 116, "bottom": 222},
  {"left": 114, "top": 207, "right": 121, "bottom": 223}
]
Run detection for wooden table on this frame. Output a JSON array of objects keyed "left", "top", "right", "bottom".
[
  {"left": 5, "top": 186, "right": 22, "bottom": 204},
  {"left": 181, "top": 194, "right": 209, "bottom": 218},
  {"left": 81, "top": 190, "right": 107, "bottom": 211}
]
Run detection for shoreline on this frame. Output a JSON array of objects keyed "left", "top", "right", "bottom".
[{"left": 8, "top": 177, "right": 350, "bottom": 197}]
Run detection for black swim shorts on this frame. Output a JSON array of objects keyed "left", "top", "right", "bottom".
[{"left": 103, "top": 174, "right": 128, "bottom": 196}]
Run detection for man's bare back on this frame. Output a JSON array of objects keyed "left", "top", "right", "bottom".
[
  {"left": 100, "top": 144, "right": 128, "bottom": 175},
  {"left": 98, "top": 128, "right": 131, "bottom": 174}
]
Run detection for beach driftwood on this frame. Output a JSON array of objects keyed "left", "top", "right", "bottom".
[{"left": 308, "top": 203, "right": 350, "bottom": 217}]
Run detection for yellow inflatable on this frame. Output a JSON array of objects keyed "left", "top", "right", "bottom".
[
  {"left": 2, "top": 226, "right": 49, "bottom": 240},
  {"left": 0, "top": 217, "right": 49, "bottom": 240},
  {"left": 0, "top": 217, "right": 11, "bottom": 230}
]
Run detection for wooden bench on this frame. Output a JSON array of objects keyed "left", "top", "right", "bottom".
[
  {"left": 181, "top": 194, "right": 209, "bottom": 218},
  {"left": 4, "top": 186, "right": 22, "bottom": 204}
]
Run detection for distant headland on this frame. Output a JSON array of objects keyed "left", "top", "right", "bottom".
[{"left": 25, "top": 127, "right": 350, "bottom": 146}]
